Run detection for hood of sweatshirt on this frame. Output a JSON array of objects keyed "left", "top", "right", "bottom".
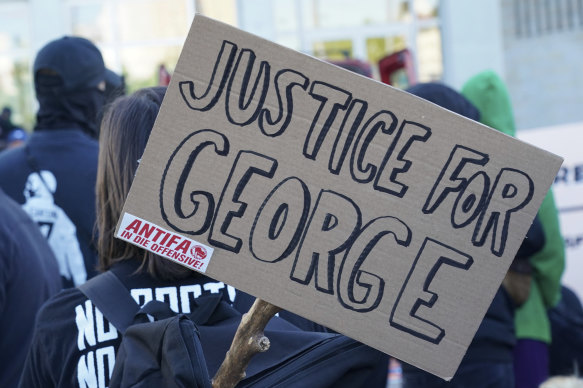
[{"left": 461, "top": 70, "right": 516, "bottom": 137}]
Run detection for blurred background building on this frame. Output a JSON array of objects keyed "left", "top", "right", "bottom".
[
  {"left": 1, "top": 0, "right": 581, "bottom": 130},
  {"left": 0, "top": 0, "right": 582, "bottom": 298}
]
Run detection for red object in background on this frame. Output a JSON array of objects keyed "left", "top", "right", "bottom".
[
  {"left": 158, "top": 64, "right": 171, "bottom": 86},
  {"left": 378, "top": 49, "right": 416, "bottom": 89}
]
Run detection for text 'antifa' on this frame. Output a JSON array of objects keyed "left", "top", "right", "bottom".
[{"left": 149, "top": 40, "right": 534, "bottom": 344}]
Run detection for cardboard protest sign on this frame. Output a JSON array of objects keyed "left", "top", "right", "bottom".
[{"left": 116, "top": 15, "right": 563, "bottom": 379}]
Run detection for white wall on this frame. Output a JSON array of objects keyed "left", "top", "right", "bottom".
[
  {"left": 439, "top": 0, "right": 505, "bottom": 90},
  {"left": 500, "top": 0, "right": 583, "bottom": 130}
]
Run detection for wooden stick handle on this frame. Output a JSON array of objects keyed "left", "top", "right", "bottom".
[{"left": 211, "top": 298, "right": 282, "bottom": 388}]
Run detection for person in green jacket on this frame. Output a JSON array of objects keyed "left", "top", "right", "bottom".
[{"left": 462, "top": 70, "right": 565, "bottom": 388}]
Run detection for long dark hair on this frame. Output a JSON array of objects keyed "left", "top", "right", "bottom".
[{"left": 96, "top": 86, "right": 192, "bottom": 279}]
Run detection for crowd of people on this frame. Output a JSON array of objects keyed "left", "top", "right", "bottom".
[{"left": 0, "top": 33, "right": 581, "bottom": 388}]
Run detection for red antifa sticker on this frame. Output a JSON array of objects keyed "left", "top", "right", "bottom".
[
  {"left": 191, "top": 245, "right": 208, "bottom": 261},
  {"left": 116, "top": 213, "right": 213, "bottom": 273}
]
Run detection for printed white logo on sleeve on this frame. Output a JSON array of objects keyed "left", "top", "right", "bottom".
[{"left": 116, "top": 213, "right": 214, "bottom": 273}]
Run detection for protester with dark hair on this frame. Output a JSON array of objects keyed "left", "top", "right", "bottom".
[
  {"left": 400, "top": 82, "right": 545, "bottom": 388},
  {"left": 18, "top": 87, "right": 233, "bottom": 387},
  {"left": 19, "top": 86, "right": 384, "bottom": 387},
  {"left": 94, "top": 87, "right": 192, "bottom": 281},
  {"left": 0, "top": 188, "right": 61, "bottom": 388},
  {"left": 0, "top": 36, "right": 106, "bottom": 287}
]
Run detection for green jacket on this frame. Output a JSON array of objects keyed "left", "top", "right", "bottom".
[{"left": 461, "top": 70, "right": 565, "bottom": 343}]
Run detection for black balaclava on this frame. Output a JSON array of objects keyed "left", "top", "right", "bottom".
[{"left": 33, "top": 36, "right": 106, "bottom": 138}]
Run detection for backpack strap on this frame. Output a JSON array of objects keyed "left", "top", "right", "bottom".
[{"left": 78, "top": 271, "right": 141, "bottom": 334}]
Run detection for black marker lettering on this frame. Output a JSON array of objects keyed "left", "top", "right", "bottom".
[
  {"left": 303, "top": 82, "right": 352, "bottom": 160},
  {"left": 329, "top": 99, "right": 367, "bottom": 175},
  {"left": 290, "top": 190, "right": 361, "bottom": 294},
  {"left": 473, "top": 168, "right": 534, "bottom": 256},
  {"left": 390, "top": 238, "right": 473, "bottom": 344},
  {"left": 209, "top": 151, "right": 277, "bottom": 252},
  {"left": 225, "top": 48, "right": 270, "bottom": 126},
  {"left": 179, "top": 40, "right": 237, "bottom": 112},
  {"left": 259, "top": 69, "right": 309, "bottom": 137},
  {"left": 250, "top": 177, "right": 311, "bottom": 262},
  {"left": 451, "top": 171, "right": 489, "bottom": 228},
  {"left": 374, "top": 120, "right": 431, "bottom": 197},
  {"left": 338, "top": 216, "right": 411, "bottom": 312},
  {"left": 423, "top": 145, "right": 490, "bottom": 214},
  {"left": 160, "top": 130, "right": 229, "bottom": 235},
  {"left": 350, "top": 110, "right": 398, "bottom": 183}
]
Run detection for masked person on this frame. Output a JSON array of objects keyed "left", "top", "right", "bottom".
[{"left": 0, "top": 36, "right": 106, "bottom": 287}]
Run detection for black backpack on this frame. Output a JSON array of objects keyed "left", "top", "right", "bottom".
[
  {"left": 80, "top": 271, "right": 211, "bottom": 387},
  {"left": 80, "top": 271, "right": 386, "bottom": 388}
]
